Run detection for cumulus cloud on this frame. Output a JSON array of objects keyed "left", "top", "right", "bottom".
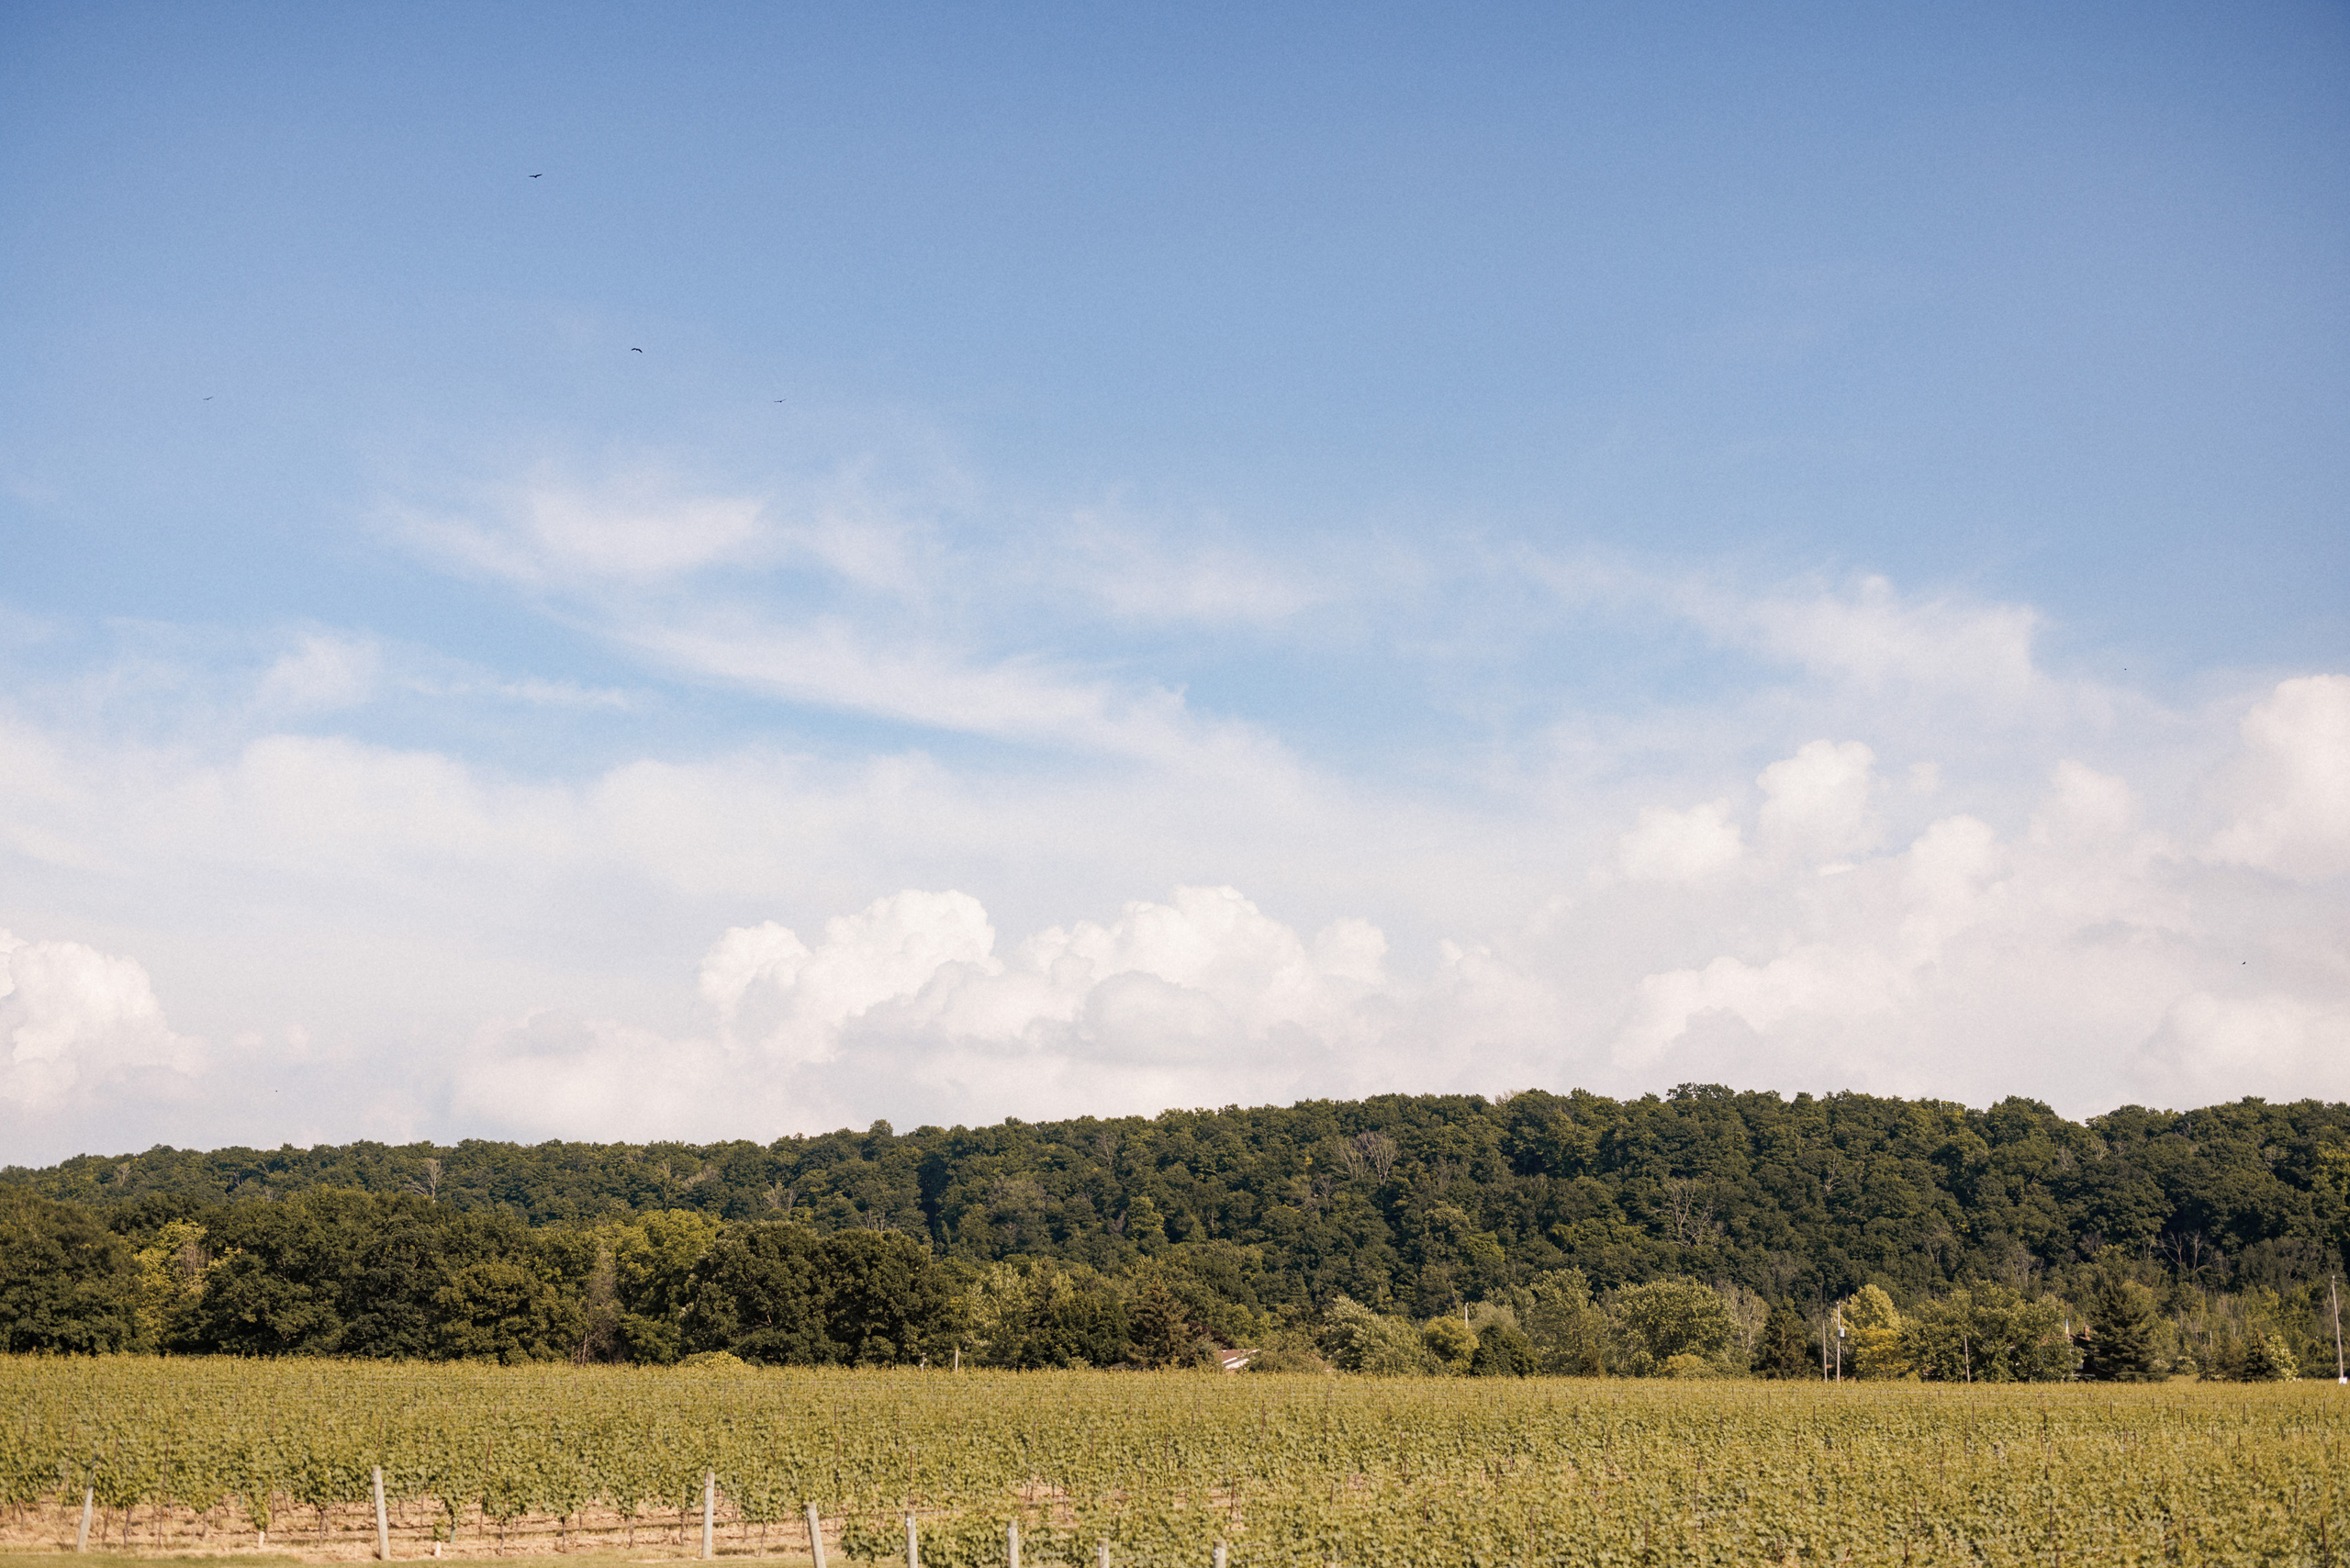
[
  {"left": 435, "top": 698, "right": 2349, "bottom": 1142},
  {"left": 1757, "top": 739, "right": 1882, "bottom": 863},
  {"left": 1613, "top": 801, "right": 1744, "bottom": 883},
  {"left": 2209, "top": 674, "right": 2350, "bottom": 879},
  {"left": 0, "top": 932, "right": 202, "bottom": 1112},
  {"left": 441, "top": 886, "right": 1403, "bottom": 1139}
]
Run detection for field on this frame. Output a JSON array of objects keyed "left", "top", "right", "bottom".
[{"left": 4, "top": 1359, "right": 2345, "bottom": 1567}]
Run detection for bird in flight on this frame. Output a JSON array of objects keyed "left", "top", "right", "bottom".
[
  {"left": 530, "top": 173, "right": 543, "bottom": 178},
  {"left": 632, "top": 347, "right": 643, "bottom": 353}
]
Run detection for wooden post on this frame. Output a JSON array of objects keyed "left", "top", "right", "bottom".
[
  {"left": 701, "top": 1473, "right": 716, "bottom": 1561},
  {"left": 1096, "top": 1540, "right": 1111, "bottom": 1568},
  {"left": 806, "top": 1505, "right": 827, "bottom": 1568},
  {"left": 1214, "top": 1543, "right": 1227, "bottom": 1568},
  {"left": 904, "top": 1512, "right": 920, "bottom": 1568},
  {"left": 76, "top": 1487, "right": 94, "bottom": 1552},
  {"left": 373, "top": 1466, "right": 391, "bottom": 1561},
  {"left": 1007, "top": 1518, "right": 1020, "bottom": 1568}
]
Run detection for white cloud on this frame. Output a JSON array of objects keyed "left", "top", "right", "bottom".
[
  {"left": 3, "top": 525, "right": 2345, "bottom": 1160},
  {"left": 2132, "top": 990, "right": 2350, "bottom": 1106},
  {"left": 255, "top": 633, "right": 381, "bottom": 715},
  {"left": 447, "top": 885, "right": 1401, "bottom": 1139},
  {"left": 2209, "top": 674, "right": 2350, "bottom": 879},
  {"left": 0, "top": 932, "right": 202, "bottom": 1112},
  {"left": 1692, "top": 574, "right": 2049, "bottom": 706},
  {"left": 1613, "top": 800, "right": 1744, "bottom": 882},
  {"left": 1757, "top": 739, "right": 1881, "bottom": 862},
  {"left": 400, "top": 480, "right": 771, "bottom": 586},
  {"left": 620, "top": 613, "right": 1258, "bottom": 766}
]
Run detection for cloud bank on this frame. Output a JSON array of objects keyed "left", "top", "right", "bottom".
[
  {"left": 7, "top": 666, "right": 2339, "bottom": 1162},
  {"left": 2, "top": 471, "right": 2344, "bottom": 1162}
]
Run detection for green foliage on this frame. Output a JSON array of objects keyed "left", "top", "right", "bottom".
[
  {"left": 1419, "top": 1314, "right": 1477, "bottom": 1372},
  {"left": 2079, "top": 1258, "right": 2164, "bottom": 1382},
  {"left": 1754, "top": 1304, "right": 1817, "bottom": 1379},
  {"left": 1316, "top": 1295, "right": 1432, "bottom": 1374},
  {"left": 1899, "top": 1284, "right": 2076, "bottom": 1383},
  {"left": 14, "top": 1090, "right": 2350, "bottom": 1328},
  {"left": 1515, "top": 1267, "right": 1606, "bottom": 1375},
  {"left": 1469, "top": 1320, "right": 1534, "bottom": 1376},
  {"left": 962, "top": 1260, "right": 1129, "bottom": 1369},
  {"left": 681, "top": 1221, "right": 955, "bottom": 1366},
  {"left": 1605, "top": 1276, "right": 1735, "bottom": 1376},
  {"left": 434, "top": 1260, "right": 581, "bottom": 1362},
  {"left": 10, "top": 1086, "right": 2350, "bottom": 1373},
  {"left": 1846, "top": 1283, "right": 1909, "bottom": 1379},
  {"left": 0, "top": 1187, "right": 137, "bottom": 1352},
  {"left": 5, "top": 1359, "right": 2345, "bottom": 1565}
]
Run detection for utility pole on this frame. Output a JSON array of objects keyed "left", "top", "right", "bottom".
[
  {"left": 2331, "top": 1273, "right": 2344, "bottom": 1385},
  {"left": 1834, "top": 1300, "right": 1844, "bottom": 1383}
]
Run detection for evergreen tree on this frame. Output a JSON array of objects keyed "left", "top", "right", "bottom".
[
  {"left": 2078, "top": 1260, "right": 2162, "bottom": 1382},
  {"left": 1753, "top": 1304, "right": 1817, "bottom": 1380}
]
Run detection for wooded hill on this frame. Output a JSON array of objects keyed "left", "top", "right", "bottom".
[{"left": 12, "top": 1085, "right": 2350, "bottom": 1314}]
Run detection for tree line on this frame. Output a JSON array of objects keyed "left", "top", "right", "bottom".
[{"left": 6, "top": 1084, "right": 2346, "bottom": 1378}]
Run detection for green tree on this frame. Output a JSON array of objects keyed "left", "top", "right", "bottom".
[
  {"left": 2077, "top": 1259, "right": 2163, "bottom": 1382},
  {"left": 1606, "top": 1277, "right": 1735, "bottom": 1376},
  {"left": 433, "top": 1260, "right": 579, "bottom": 1362},
  {"left": 1421, "top": 1314, "right": 1477, "bottom": 1373},
  {"left": 816, "top": 1229, "right": 957, "bottom": 1365},
  {"left": 679, "top": 1220, "right": 830, "bottom": 1363},
  {"left": 1845, "top": 1284, "right": 1908, "bottom": 1378},
  {"left": 1753, "top": 1304, "right": 1816, "bottom": 1379},
  {"left": 0, "top": 1188, "right": 138, "bottom": 1352},
  {"left": 1126, "top": 1269, "right": 1206, "bottom": 1368},
  {"left": 1317, "top": 1295, "right": 1431, "bottom": 1373},
  {"left": 1900, "top": 1284, "right": 2076, "bottom": 1383},
  {"left": 961, "top": 1260, "right": 1131, "bottom": 1368},
  {"left": 1469, "top": 1320, "right": 1534, "bottom": 1376},
  {"left": 1517, "top": 1269, "right": 1606, "bottom": 1375}
]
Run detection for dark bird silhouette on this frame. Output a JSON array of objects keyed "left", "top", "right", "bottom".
[
  {"left": 632, "top": 347, "right": 643, "bottom": 353},
  {"left": 530, "top": 173, "right": 543, "bottom": 178},
  {"left": 203, "top": 397, "right": 212, "bottom": 400}
]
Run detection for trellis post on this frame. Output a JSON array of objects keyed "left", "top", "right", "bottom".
[
  {"left": 807, "top": 1505, "right": 827, "bottom": 1568},
  {"left": 701, "top": 1473, "right": 716, "bottom": 1561},
  {"left": 76, "top": 1486, "right": 94, "bottom": 1552},
  {"left": 373, "top": 1466, "right": 390, "bottom": 1560}
]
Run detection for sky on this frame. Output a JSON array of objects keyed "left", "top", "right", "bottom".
[{"left": 2, "top": 1, "right": 2346, "bottom": 1166}]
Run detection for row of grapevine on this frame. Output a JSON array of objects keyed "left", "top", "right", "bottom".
[{"left": 3, "top": 1359, "right": 2344, "bottom": 1565}]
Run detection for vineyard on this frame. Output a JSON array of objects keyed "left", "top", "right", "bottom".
[{"left": 4, "top": 1358, "right": 2346, "bottom": 1567}]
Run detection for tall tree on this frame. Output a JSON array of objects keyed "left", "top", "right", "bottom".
[{"left": 2077, "top": 1259, "right": 2163, "bottom": 1382}]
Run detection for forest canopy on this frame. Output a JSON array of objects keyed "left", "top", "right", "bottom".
[{"left": 6, "top": 1085, "right": 2346, "bottom": 1377}]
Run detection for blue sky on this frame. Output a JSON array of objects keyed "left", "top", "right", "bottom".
[{"left": 2, "top": 2, "right": 2345, "bottom": 1162}]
